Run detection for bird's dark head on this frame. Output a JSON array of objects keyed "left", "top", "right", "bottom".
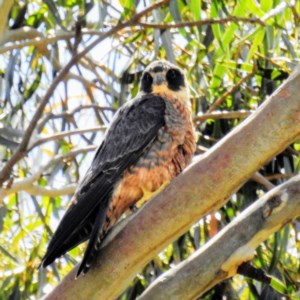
[{"left": 139, "top": 60, "right": 189, "bottom": 103}]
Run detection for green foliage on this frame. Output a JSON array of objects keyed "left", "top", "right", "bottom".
[{"left": 0, "top": 0, "right": 299, "bottom": 299}]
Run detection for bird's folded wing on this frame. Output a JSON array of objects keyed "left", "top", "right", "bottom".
[{"left": 40, "top": 95, "right": 166, "bottom": 267}]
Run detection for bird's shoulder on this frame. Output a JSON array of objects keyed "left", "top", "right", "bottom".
[{"left": 79, "top": 94, "right": 167, "bottom": 185}]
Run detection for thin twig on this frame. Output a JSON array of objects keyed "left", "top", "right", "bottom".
[
  {"left": 265, "top": 173, "right": 296, "bottom": 181},
  {"left": 137, "top": 16, "right": 266, "bottom": 29},
  {"left": 37, "top": 104, "right": 114, "bottom": 132},
  {"left": 206, "top": 69, "right": 256, "bottom": 115},
  {"left": 291, "top": 5, "right": 300, "bottom": 25},
  {"left": 0, "top": 146, "right": 96, "bottom": 201},
  {"left": 28, "top": 126, "right": 107, "bottom": 151},
  {"left": 251, "top": 172, "right": 275, "bottom": 190},
  {"left": 25, "top": 185, "right": 76, "bottom": 197},
  {"left": 0, "top": 0, "right": 169, "bottom": 187},
  {"left": 194, "top": 110, "right": 253, "bottom": 122}
]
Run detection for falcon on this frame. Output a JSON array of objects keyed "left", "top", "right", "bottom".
[{"left": 40, "top": 60, "right": 197, "bottom": 277}]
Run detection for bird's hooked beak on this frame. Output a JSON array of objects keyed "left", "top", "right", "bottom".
[{"left": 153, "top": 73, "right": 166, "bottom": 85}]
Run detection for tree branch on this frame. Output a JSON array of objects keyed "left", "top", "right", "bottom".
[
  {"left": 206, "top": 68, "right": 256, "bottom": 114},
  {"left": 139, "top": 175, "right": 300, "bottom": 299},
  {"left": 36, "top": 104, "right": 114, "bottom": 132},
  {"left": 0, "top": 0, "right": 14, "bottom": 35},
  {"left": 194, "top": 110, "right": 253, "bottom": 122},
  {"left": 0, "top": 146, "right": 95, "bottom": 201},
  {"left": 42, "top": 65, "right": 300, "bottom": 299},
  {"left": 21, "top": 184, "right": 76, "bottom": 197},
  {"left": 137, "top": 16, "right": 266, "bottom": 29},
  {"left": 252, "top": 172, "right": 275, "bottom": 190},
  {"left": 28, "top": 126, "right": 106, "bottom": 152}
]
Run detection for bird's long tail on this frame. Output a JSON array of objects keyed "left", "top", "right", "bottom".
[{"left": 76, "top": 203, "right": 109, "bottom": 278}]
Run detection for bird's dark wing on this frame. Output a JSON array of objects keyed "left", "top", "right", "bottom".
[{"left": 40, "top": 95, "right": 166, "bottom": 270}]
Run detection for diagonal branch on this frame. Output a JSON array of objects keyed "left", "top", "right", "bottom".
[
  {"left": 27, "top": 126, "right": 107, "bottom": 152},
  {"left": 0, "top": 146, "right": 96, "bottom": 201},
  {"left": 43, "top": 65, "right": 300, "bottom": 299},
  {"left": 206, "top": 67, "right": 256, "bottom": 114}
]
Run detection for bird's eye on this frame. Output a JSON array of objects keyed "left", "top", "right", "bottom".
[
  {"left": 167, "top": 69, "right": 180, "bottom": 80},
  {"left": 166, "top": 68, "right": 184, "bottom": 91},
  {"left": 143, "top": 72, "right": 152, "bottom": 83},
  {"left": 141, "top": 72, "right": 153, "bottom": 93}
]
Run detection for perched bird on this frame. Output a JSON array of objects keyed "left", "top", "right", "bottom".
[{"left": 40, "top": 60, "right": 197, "bottom": 277}]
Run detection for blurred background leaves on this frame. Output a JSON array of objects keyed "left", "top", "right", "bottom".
[{"left": 0, "top": 0, "right": 299, "bottom": 299}]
